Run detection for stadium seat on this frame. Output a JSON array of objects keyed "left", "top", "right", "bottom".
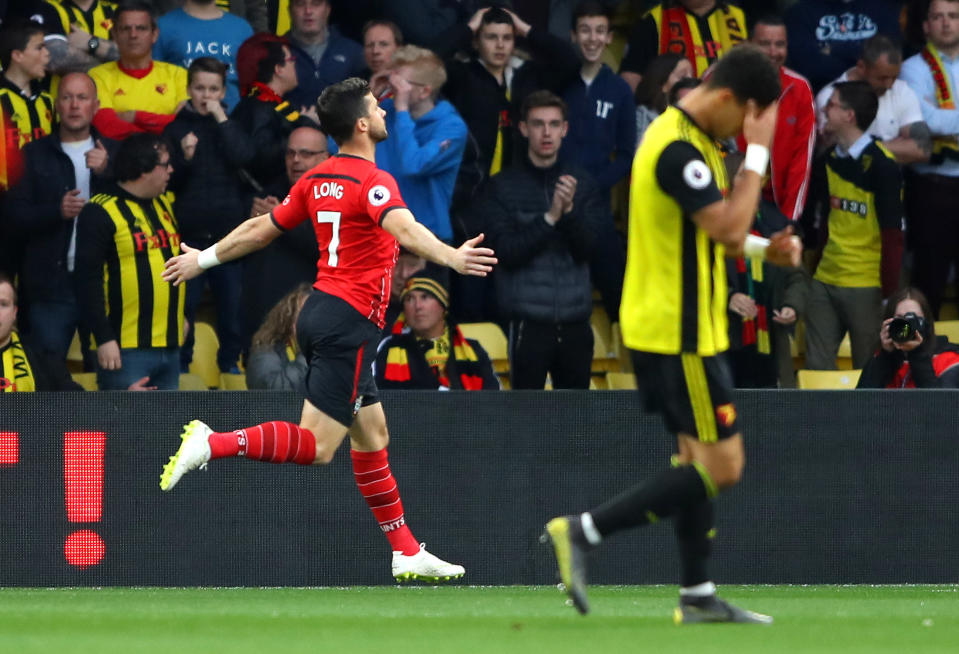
[
  {"left": 935, "top": 320, "right": 959, "bottom": 344},
  {"left": 66, "top": 330, "right": 84, "bottom": 373},
  {"left": 70, "top": 372, "right": 98, "bottom": 391},
  {"left": 459, "top": 322, "right": 509, "bottom": 373},
  {"left": 591, "top": 324, "right": 618, "bottom": 373},
  {"left": 219, "top": 372, "right": 248, "bottom": 390},
  {"left": 796, "top": 369, "right": 861, "bottom": 390},
  {"left": 606, "top": 371, "right": 637, "bottom": 390},
  {"left": 836, "top": 333, "right": 853, "bottom": 370},
  {"left": 178, "top": 372, "right": 209, "bottom": 391},
  {"left": 590, "top": 305, "right": 612, "bottom": 353},
  {"left": 609, "top": 322, "right": 632, "bottom": 373},
  {"left": 189, "top": 321, "right": 220, "bottom": 388}
]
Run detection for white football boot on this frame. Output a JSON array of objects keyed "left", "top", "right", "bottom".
[
  {"left": 392, "top": 544, "right": 465, "bottom": 583},
  {"left": 159, "top": 419, "right": 213, "bottom": 491}
]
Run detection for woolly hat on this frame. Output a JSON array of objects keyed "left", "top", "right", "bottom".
[{"left": 401, "top": 264, "right": 450, "bottom": 310}]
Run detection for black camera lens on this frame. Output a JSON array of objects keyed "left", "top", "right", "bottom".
[
  {"left": 889, "top": 312, "right": 925, "bottom": 344},
  {"left": 889, "top": 318, "right": 914, "bottom": 343}
]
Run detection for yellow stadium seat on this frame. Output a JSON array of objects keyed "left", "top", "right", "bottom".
[
  {"left": 610, "top": 322, "right": 632, "bottom": 373},
  {"left": 591, "top": 305, "right": 612, "bottom": 352},
  {"left": 606, "top": 371, "right": 637, "bottom": 390},
  {"left": 836, "top": 333, "right": 853, "bottom": 370},
  {"left": 796, "top": 369, "right": 862, "bottom": 390},
  {"left": 935, "top": 320, "right": 959, "bottom": 344},
  {"left": 66, "top": 330, "right": 85, "bottom": 373},
  {"left": 591, "top": 324, "right": 618, "bottom": 373},
  {"left": 71, "top": 372, "right": 98, "bottom": 391},
  {"left": 219, "top": 372, "right": 248, "bottom": 390},
  {"left": 189, "top": 321, "right": 220, "bottom": 388},
  {"left": 179, "top": 372, "right": 209, "bottom": 391},
  {"left": 459, "top": 322, "right": 509, "bottom": 373}
]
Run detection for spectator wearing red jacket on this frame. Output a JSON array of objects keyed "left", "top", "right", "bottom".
[{"left": 736, "top": 15, "right": 815, "bottom": 222}]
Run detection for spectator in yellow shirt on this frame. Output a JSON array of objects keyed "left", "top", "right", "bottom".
[{"left": 89, "top": 1, "right": 188, "bottom": 139}]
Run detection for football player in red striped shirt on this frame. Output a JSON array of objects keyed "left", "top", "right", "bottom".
[{"left": 159, "top": 77, "right": 496, "bottom": 582}]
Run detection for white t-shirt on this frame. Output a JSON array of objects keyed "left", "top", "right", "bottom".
[
  {"left": 816, "top": 70, "right": 924, "bottom": 140},
  {"left": 60, "top": 137, "right": 94, "bottom": 272}
]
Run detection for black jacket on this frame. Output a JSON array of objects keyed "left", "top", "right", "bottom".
[
  {"left": 3, "top": 128, "right": 118, "bottom": 305},
  {"left": 164, "top": 103, "right": 256, "bottom": 241},
  {"left": 239, "top": 177, "right": 319, "bottom": 356},
  {"left": 230, "top": 93, "right": 317, "bottom": 191},
  {"left": 857, "top": 336, "right": 959, "bottom": 389},
  {"left": 481, "top": 156, "right": 599, "bottom": 323},
  {"left": 434, "top": 23, "right": 580, "bottom": 178}
]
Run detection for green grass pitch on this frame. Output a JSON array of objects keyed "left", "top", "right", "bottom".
[{"left": 0, "top": 586, "right": 956, "bottom": 653}]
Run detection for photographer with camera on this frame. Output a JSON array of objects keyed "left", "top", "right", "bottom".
[{"left": 857, "top": 287, "right": 959, "bottom": 388}]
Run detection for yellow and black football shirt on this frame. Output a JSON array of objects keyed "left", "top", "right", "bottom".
[
  {"left": 74, "top": 186, "right": 185, "bottom": 350},
  {"left": 812, "top": 136, "right": 902, "bottom": 289},
  {"left": 621, "top": 105, "right": 730, "bottom": 356},
  {"left": 44, "top": 0, "right": 117, "bottom": 40},
  {"left": 0, "top": 77, "right": 54, "bottom": 148}
]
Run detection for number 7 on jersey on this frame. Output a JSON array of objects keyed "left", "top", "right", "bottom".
[{"left": 316, "top": 211, "right": 341, "bottom": 267}]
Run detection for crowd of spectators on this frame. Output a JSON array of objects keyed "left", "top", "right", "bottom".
[{"left": 2, "top": 0, "right": 959, "bottom": 393}]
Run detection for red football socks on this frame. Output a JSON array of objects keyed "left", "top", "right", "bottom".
[
  {"left": 351, "top": 448, "right": 420, "bottom": 555},
  {"left": 207, "top": 421, "right": 316, "bottom": 465}
]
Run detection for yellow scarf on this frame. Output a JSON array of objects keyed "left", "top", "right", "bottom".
[
  {"left": 0, "top": 330, "right": 36, "bottom": 393},
  {"left": 920, "top": 43, "right": 959, "bottom": 163}
]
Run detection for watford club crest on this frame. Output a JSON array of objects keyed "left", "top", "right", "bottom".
[
  {"left": 156, "top": 84, "right": 168, "bottom": 95},
  {"left": 715, "top": 403, "right": 737, "bottom": 428}
]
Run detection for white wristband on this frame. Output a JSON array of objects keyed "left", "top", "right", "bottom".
[
  {"left": 743, "top": 234, "right": 770, "bottom": 260},
  {"left": 744, "top": 144, "right": 770, "bottom": 176},
  {"left": 197, "top": 245, "right": 221, "bottom": 270}
]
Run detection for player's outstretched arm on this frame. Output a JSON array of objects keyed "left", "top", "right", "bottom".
[
  {"left": 162, "top": 213, "right": 283, "bottom": 286},
  {"left": 382, "top": 208, "right": 497, "bottom": 277}
]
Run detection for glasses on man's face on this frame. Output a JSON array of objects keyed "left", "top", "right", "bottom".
[
  {"left": 286, "top": 148, "right": 327, "bottom": 159},
  {"left": 156, "top": 159, "right": 172, "bottom": 170}
]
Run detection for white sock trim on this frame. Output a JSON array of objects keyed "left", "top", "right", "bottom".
[
  {"left": 679, "top": 581, "right": 717, "bottom": 597},
  {"left": 580, "top": 512, "right": 602, "bottom": 546}
]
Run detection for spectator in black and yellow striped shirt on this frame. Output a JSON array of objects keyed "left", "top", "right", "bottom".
[
  {"left": 0, "top": 18, "right": 54, "bottom": 190},
  {"left": 74, "top": 133, "right": 185, "bottom": 390}
]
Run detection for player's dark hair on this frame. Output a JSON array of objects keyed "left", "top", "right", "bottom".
[
  {"left": 635, "top": 53, "right": 685, "bottom": 112},
  {"left": 115, "top": 133, "right": 168, "bottom": 182},
  {"left": 114, "top": 0, "right": 158, "bottom": 30},
  {"left": 860, "top": 34, "right": 903, "bottom": 66},
  {"left": 704, "top": 44, "right": 780, "bottom": 107},
  {"left": 520, "top": 89, "right": 568, "bottom": 121},
  {"left": 0, "top": 19, "right": 45, "bottom": 70},
  {"left": 362, "top": 19, "right": 404, "bottom": 46},
  {"left": 479, "top": 7, "right": 513, "bottom": 31},
  {"left": 833, "top": 80, "right": 878, "bottom": 132},
  {"left": 187, "top": 57, "right": 228, "bottom": 86},
  {"left": 572, "top": 1, "right": 612, "bottom": 28},
  {"left": 0, "top": 271, "right": 16, "bottom": 305},
  {"left": 318, "top": 77, "right": 373, "bottom": 145}
]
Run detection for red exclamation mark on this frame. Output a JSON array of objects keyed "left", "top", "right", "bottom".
[
  {"left": 63, "top": 431, "right": 107, "bottom": 568},
  {"left": 0, "top": 431, "right": 17, "bottom": 466}
]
